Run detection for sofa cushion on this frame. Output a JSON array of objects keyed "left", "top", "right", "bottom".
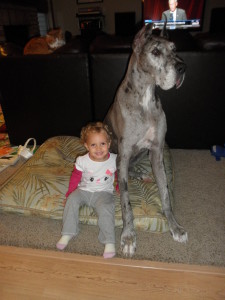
[
  {"left": 90, "top": 34, "right": 133, "bottom": 53},
  {"left": 194, "top": 32, "right": 225, "bottom": 51},
  {"left": 53, "top": 36, "right": 89, "bottom": 54},
  {"left": 0, "top": 54, "right": 93, "bottom": 145}
]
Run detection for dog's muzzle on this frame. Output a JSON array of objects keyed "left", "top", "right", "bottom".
[{"left": 175, "top": 62, "right": 186, "bottom": 89}]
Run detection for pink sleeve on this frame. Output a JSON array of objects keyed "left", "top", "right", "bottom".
[
  {"left": 65, "top": 166, "right": 82, "bottom": 198},
  {"left": 115, "top": 171, "right": 120, "bottom": 194}
]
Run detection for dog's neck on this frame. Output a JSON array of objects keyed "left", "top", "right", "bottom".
[
  {"left": 127, "top": 57, "right": 156, "bottom": 97},
  {"left": 122, "top": 56, "right": 162, "bottom": 113}
]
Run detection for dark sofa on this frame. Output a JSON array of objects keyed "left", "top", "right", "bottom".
[{"left": 0, "top": 31, "right": 225, "bottom": 149}]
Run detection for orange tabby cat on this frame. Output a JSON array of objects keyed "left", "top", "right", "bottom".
[{"left": 23, "top": 28, "right": 65, "bottom": 55}]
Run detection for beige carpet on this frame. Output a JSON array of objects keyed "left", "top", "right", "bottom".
[{"left": 0, "top": 149, "right": 225, "bottom": 267}]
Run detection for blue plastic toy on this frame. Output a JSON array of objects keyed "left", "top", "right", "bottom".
[{"left": 211, "top": 144, "right": 225, "bottom": 161}]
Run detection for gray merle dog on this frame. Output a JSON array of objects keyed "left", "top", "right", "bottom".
[{"left": 104, "top": 23, "right": 188, "bottom": 257}]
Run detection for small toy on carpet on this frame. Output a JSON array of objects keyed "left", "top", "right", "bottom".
[{"left": 211, "top": 144, "right": 225, "bottom": 161}]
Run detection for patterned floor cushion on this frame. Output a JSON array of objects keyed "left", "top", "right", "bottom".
[{"left": 0, "top": 136, "right": 173, "bottom": 233}]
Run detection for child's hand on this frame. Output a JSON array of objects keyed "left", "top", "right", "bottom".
[{"left": 63, "top": 198, "right": 67, "bottom": 207}]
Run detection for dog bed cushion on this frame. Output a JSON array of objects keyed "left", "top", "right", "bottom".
[{"left": 0, "top": 136, "right": 173, "bottom": 233}]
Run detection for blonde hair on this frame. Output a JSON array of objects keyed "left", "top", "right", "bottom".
[{"left": 80, "top": 122, "right": 112, "bottom": 144}]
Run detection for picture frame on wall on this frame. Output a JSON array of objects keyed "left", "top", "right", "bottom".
[{"left": 77, "top": 0, "right": 103, "bottom": 4}]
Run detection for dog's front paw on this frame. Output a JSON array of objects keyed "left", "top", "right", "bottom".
[
  {"left": 171, "top": 226, "right": 188, "bottom": 243},
  {"left": 121, "top": 227, "right": 136, "bottom": 257}
]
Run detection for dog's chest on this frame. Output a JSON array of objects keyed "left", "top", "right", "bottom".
[
  {"left": 136, "top": 126, "right": 156, "bottom": 149},
  {"left": 140, "top": 86, "right": 151, "bottom": 110},
  {"left": 139, "top": 86, "right": 160, "bottom": 114}
]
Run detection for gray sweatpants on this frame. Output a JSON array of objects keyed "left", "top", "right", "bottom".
[{"left": 62, "top": 189, "right": 115, "bottom": 245}]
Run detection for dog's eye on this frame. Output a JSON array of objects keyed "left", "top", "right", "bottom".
[{"left": 152, "top": 48, "right": 160, "bottom": 56}]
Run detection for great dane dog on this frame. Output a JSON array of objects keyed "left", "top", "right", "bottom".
[{"left": 104, "top": 23, "right": 188, "bottom": 257}]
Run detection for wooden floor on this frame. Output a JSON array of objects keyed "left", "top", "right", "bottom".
[{"left": 0, "top": 246, "right": 225, "bottom": 300}]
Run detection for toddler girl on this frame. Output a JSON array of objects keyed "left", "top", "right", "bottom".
[{"left": 56, "top": 122, "right": 117, "bottom": 258}]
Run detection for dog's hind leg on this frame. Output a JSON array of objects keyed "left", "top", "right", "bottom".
[
  {"left": 117, "top": 148, "right": 137, "bottom": 257},
  {"left": 149, "top": 146, "right": 188, "bottom": 243}
]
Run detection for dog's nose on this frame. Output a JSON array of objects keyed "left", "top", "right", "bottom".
[{"left": 176, "top": 62, "right": 186, "bottom": 74}]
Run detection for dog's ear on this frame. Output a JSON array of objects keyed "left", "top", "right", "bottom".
[
  {"left": 132, "top": 23, "right": 153, "bottom": 55},
  {"left": 160, "top": 13, "right": 169, "bottom": 39}
]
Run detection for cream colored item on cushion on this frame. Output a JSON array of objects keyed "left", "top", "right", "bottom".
[
  {"left": 18, "top": 138, "right": 37, "bottom": 159},
  {"left": 0, "top": 138, "right": 37, "bottom": 172},
  {"left": 0, "top": 136, "right": 173, "bottom": 233}
]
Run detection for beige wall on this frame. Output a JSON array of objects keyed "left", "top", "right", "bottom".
[
  {"left": 47, "top": 0, "right": 142, "bottom": 35},
  {"left": 47, "top": 0, "right": 225, "bottom": 36}
]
